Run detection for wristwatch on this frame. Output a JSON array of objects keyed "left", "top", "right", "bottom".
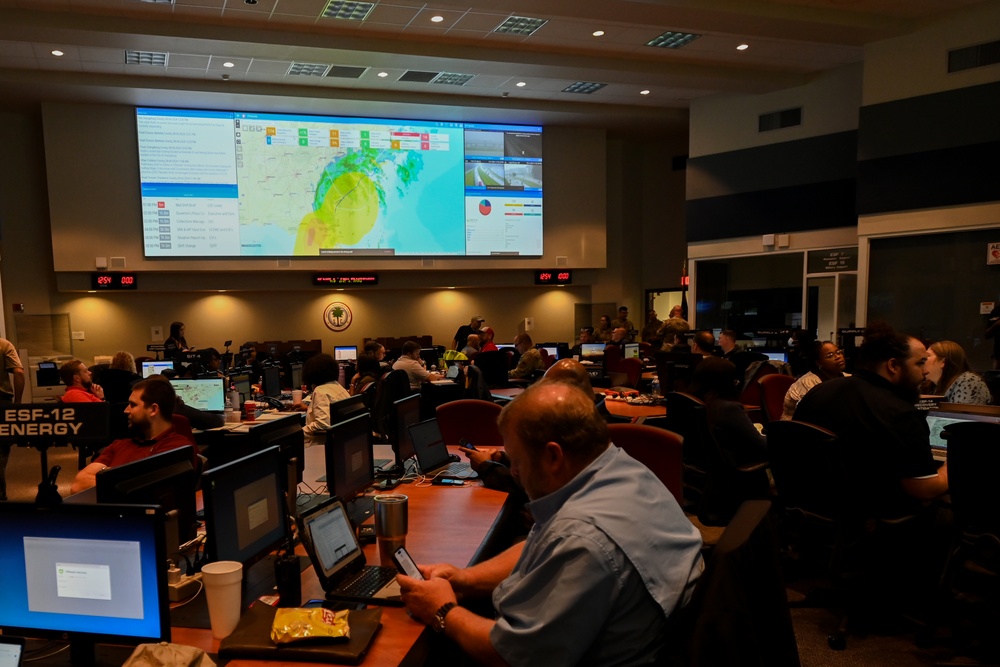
[{"left": 432, "top": 601, "right": 457, "bottom": 633}]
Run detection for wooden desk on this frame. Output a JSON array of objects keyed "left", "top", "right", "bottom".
[
  {"left": 603, "top": 398, "right": 665, "bottom": 422},
  {"left": 171, "top": 482, "right": 510, "bottom": 666}
]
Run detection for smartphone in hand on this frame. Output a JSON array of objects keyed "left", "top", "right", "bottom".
[
  {"left": 393, "top": 546, "right": 424, "bottom": 580},
  {"left": 458, "top": 437, "right": 478, "bottom": 451}
]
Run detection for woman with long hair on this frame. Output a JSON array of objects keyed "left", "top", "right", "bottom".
[{"left": 925, "top": 340, "right": 991, "bottom": 405}]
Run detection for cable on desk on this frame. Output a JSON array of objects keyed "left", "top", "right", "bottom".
[{"left": 23, "top": 642, "right": 70, "bottom": 663}]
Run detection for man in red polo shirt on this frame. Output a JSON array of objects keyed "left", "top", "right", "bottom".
[
  {"left": 59, "top": 359, "right": 105, "bottom": 402},
  {"left": 70, "top": 379, "right": 195, "bottom": 493}
]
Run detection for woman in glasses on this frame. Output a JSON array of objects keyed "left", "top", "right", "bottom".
[
  {"left": 781, "top": 340, "right": 848, "bottom": 420},
  {"left": 924, "top": 340, "right": 991, "bottom": 405}
]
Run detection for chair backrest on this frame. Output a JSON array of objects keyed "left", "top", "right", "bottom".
[
  {"left": 371, "top": 369, "right": 412, "bottom": 440},
  {"left": 474, "top": 351, "right": 510, "bottom": 388},
  {"left": 607, "top": 423, "right": 683, "bottom": 504},
  {"left": 738, "top": 360, "right": 778, "bottom": 406},
  {"left": 765, "top": 419, "right": 853, "bottom": 521},
  {"left": 680, "top": 499, "right": 801, "bottom": 667},
  {"left": 619, "top": 357, "right": 642, "bottom": 388},
  {"left": 462, "top": 364, "right": 493, "bottom": 401},
  {"left": 604, "top": 345, "right": 623, "bottom": 369},
  {"left": 171, "top": 413, "right": 196, "bottom": 446},
  {"left": 436, "top": 399, "right": 504, "bottom": 449},
  {"left": 943, "top": 421, "right": 1000, "bottom": 537},
  {"left": 758, "top": 373, "right": 795, "bottom": 423}
]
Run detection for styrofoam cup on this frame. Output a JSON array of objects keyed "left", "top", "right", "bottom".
[{"left": 201, "top": 560, "right": 243, "bottom": 639}]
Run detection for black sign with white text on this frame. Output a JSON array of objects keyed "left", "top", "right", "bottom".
[{"left": 0, "top": 403, "right": 109, "bottom": 444}]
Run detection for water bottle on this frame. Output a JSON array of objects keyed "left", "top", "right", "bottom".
[
  {"left": 651, "top": 378, "right": 661, "bottom": 397},
  {"left": 224, "top": 389, "right": 237, "bottom": 423}
]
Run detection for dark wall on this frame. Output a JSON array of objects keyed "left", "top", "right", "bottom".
[
  {"left": 857, "top": 80, "right": 1000, "bottom": 215},
  {"left": 685, "top": 131, "right": 858, "bottom": 242}
]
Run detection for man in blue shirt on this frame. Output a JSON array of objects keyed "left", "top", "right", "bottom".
[{"left": 398, "top": 381, "right": 703, "bottom": 666}]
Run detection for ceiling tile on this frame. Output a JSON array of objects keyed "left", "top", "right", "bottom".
[{"left": 247, "top": 58, "right": 295, "bottom": 74}]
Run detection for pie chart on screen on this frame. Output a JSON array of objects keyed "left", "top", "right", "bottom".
[{"left": 479, "top": 199, "right": 492, "bottom": 215}]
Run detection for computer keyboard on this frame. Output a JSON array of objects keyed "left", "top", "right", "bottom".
[
  {"left": 339, "top": 566, "right": 398, "bottom": 597},
  {"left": 440, "top": 461, "right": 476, "bottom": 477}
]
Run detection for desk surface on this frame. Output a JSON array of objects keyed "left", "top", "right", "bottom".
[{"left": 171, "top": 481, "right": 509, "bottom": 666}]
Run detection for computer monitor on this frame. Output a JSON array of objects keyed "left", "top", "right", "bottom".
[
  {"left": 262, "top": 365, "right": 282, "bottom": 397},
  {"left": 325, "top": 413, "right": 374, "bottom": 503},
  {"left": 230, "top": 372, "right": 252, "bottom": 396},
  {"left": 393, "top": 394, "right": 421, "bottom": 464},
  {"left": 0, "top": 502, "right": 170, "bottom": 665},
  {"left": 329, "top": 394, "right": 368, "bottom": 423},
  {"left": 202, "top": 446, "right": 288, "bottom": 570},
  {"left": 140, "top": 360, "right": 173, "bottom": 377},
  {"left": 289, "top": 362, "right": 303, "bottom": 391},
  {"left": 761, "top": 350, "right": 788, "bottom": 363},
  {"left": 170, "top": 378, "right": 225, "bottom": 411},
  {"left": 623, "top": 343, "right": 640, "bottom": 359},
  {"left": 926, "top": 406, "right": 1000, "bottom": 451},
  {"left": 496, "top": 344, "right": 516, "bottom": 353},
  {"left": 95, "top": 446, "right": 199, "bottom": 555},
  {"left": 334, "top": 346, "right": 358, "bottom": 362},
  {"left": 419, "top": 348, "right": 440, "bottom": 369},
  {"left": 654, "top": 352, "right": 703, "bottom": 393},
  {"left": 580, "top": 343, "right": 605, "bottom": 360},
  {"left": 539, "top": 345, "right": 558, "bottom": 358}
]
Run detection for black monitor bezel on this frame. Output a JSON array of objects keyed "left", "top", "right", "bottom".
[
  {"left": 324, "top": 413, "right": 374, "bottom": 503},
  {"left": 0, "top": 502, "right": 171, "bottom": 650},
  {"left": 201, "top": 445, "right": 289, "bottom": 569},
  {"left": 393, "top": 394, "right": 421, "bottom": 463}
]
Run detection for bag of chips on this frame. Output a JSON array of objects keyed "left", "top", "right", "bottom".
[{"left": 270, "top": 607, "right": 351, "bottom": 644}]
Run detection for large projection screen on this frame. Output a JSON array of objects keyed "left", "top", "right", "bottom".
[{"left": 135, "top": 108, "right": 542, "bottom": 258}]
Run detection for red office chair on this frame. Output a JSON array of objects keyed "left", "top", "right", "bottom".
[
  {"left": 758, "top": 373, "right": 795, "bottom": 423},
  {"left": 608, "top": 423, "right": 684, "bottom": 504},
  {"left": 435, "top": 399, "right": 504, "bottom": 449}
]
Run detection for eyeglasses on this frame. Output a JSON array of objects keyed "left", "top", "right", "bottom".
[{"left": 823, "top": 349, "right": 844, "bottom": 359}]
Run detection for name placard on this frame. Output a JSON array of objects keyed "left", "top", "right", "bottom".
[{"left": 0, "top": 403, "right": 109, "bottom": 444}]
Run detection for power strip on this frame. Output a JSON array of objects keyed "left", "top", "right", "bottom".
[{"left": 167, "top": 569, "right": 202, "bottom": 602}]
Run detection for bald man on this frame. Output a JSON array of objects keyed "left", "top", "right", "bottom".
[{"left": 399, "top": 382, "right": 703, "bottom": 667}]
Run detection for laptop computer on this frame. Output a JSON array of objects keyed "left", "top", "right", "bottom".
[
  {"left": 408, "top": 418, "right": 478, "bottom": 479},
  {"left": 925, "top": 406, "right": 1000, "bottom": 459},
  {"left": 0, "top": 637, "right": 24, "bottom": 667},
  {"left": 298, "top": 496, "right": 403, "bottom": 607}
]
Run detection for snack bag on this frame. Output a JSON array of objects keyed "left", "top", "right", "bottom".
[{"left": 270, "top": 607, "right": 351, "bottom": 644}]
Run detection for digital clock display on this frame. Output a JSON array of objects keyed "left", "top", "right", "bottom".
[
  {"left": 91, "top": 272, "right": 138, "bottom": 290},
  {"left": 534, "top": 270, "right": 572, "bottom": 285}
]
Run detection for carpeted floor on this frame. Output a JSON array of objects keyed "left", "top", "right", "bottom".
[{"left": 3, "top": 445, "right": 994, "bottom": 666}]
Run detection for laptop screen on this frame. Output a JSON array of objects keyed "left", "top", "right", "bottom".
[
  {"left": 302, "top": 499, "right": 362, "bottom": 581},
  {"left": 0, "top": 638, "right": 22, "bottom": 667},
  {"left": 170, "top": 378, "right": 225, "bottom": 411},
  {"left": 408, "top": 418, "right": 451, "bottom": 472},
  {"left": 141, "top": 360, "right": 174, "bottom": 377},
  {"left": 580, "top": 343, "right": 605, "bottom": 359},
  {"left": 623, "top": 343, "right": 640, "bottom": 359},
  {"left": 334, "top": 346, "right": 358, "bottom": 362},
  {"left": 926, "top": 409, "right": 1000, "bottom": 450}
]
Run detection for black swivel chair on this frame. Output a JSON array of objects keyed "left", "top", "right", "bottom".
[
  {"left": 473, "top": 350, "right": 510, "bottom": 389},
  {"left": 665, "top": 499, "right": 801, "bottom": 667}
]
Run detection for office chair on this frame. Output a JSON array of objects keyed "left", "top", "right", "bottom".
[
  {"left": 933, "top": 422, "right": 1000, "bottom": 654},
  {"left": 667, "top": 499, "right": 801, "bottom": 667},
  {"left": 436, "top": 399, "right": 504, "bottom": 450},
  {"left": 473, "top": 350, "right": 511, "bottom": 389},
  {"left": 607, "top": 423, "right": 683, "bottom": 504},
  {"left": 766, "top": 419, "right": 916, "bottom": 650},
  {"left": 663, "top": 392, "right": 712, "bottom": 511},
  {"left": 758, "top": 373, "right": 795, "bottom": 423},
  {"left": 370, "top": 369, "right": 412, "bottom": 443}
]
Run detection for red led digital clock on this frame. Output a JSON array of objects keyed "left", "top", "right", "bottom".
[{"left": 91, "top": 272, "right": 138, "bottom": 290}]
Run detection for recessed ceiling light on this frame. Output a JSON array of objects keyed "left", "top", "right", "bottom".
[
  {"left": 51, "top": 50, "right": 64, "bottom": 57},
  {"left": 322, "top": 0, "right": 375, "bottom": 21},
  {"left": 736, "top": 43, "right": 749, "bottom": 51},
  {"left": 223, "top": 61, "right": 235, "bottom": 68},
  {"left": 494, "top": 16, "right": 547, "bottom": 37},
  {"left": 640, "top": 89, "right": 650, "bottom": 95},
  {"left": 430, "top": 15, "right": 444, "bottom": 23},
  {"left": 646, "top": 31, "right": 701, "bottom": 49},
  {"left": 562, "top": 81, "right": 606, "bottom": 95},
  {"left": 592, "top": 30, "right": 604, "bottom": 37},
  {"left": 218, "top": 290, "right": 226, "bottom": 293},
  {"left": 244, "top": 0, "right": 257, "bottom": 4},
  {"left": 377, "top": 71, "right": 388, "bottom": 78},
  {"left": 516, "top": 81, "right": 526, "bottom": 87}
]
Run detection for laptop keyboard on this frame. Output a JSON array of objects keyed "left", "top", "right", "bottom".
[
  {"left": 374, "top": 458, "right": 392, "bottom": 470},
  {"left": 439, "top": 461, "right": 475, "bottom": 477},
  {"left": 339, "top": 566, "right": 399, "bottom": 597}
]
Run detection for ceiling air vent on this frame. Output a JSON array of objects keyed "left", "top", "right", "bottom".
[
  {"left": 288, "top": 62, "right": 331, "bottom": 77},
  {"left": 398, "top": 70, "right": 439, "bottom": 83},
  {"left": 125, "top": 50, "right": 168, "bottom": 66},
  {"left": 326, "top": 65, "right": 368, "bottom": 79},
  {"left": 758, "top": 107, "right": 801, "bottom": 132},
  {"left": 948, "top": 39, "right": 1000, "bottom": 73}
]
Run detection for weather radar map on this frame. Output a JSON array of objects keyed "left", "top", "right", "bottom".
[{"left": 137, "top": 108, "right": 542, "bottom": 257}]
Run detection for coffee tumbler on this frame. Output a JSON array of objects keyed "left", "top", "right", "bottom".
[{"left": 373, "top": 494, "right": 408, "bottom": 567}]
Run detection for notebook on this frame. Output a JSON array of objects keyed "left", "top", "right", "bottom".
[
  {"left": 299, "top": 497, "right": 403, "bottom": 607},
  {"left": 408, "top": 418, "right": 478, "bottom": 479},
  {"left": 0, "top": 637, "right": 24, "bottom": 667}
]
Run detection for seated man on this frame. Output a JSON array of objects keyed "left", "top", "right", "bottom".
[
  {"left": 478, "top": 326, "right": 499, "bottom": 353},
  {"left": 70, "top": 379, "right": 196, "bottom": 493},
  {"left": 392, "top": 340, "right": 444, "bottom": 390},
  {"left": 795, "top": 322, "right": 947, "bottom": 519},
  {"left": 569, "top": 327, "right": 594, "bottom": 358},
  {"left": 508, "top": 333, "right": 544, "bottom": 379},
  {"left": 59, "top": 359, "right": 105, "bottom": 402},
  {"left": 399, "top": 381, "right": 703, "bottom": 666},
  {"left": 689, "top": 330, "right": 717, "bottom": 358},
  {"left": 461, "top": 334, "right": 481, "bottom": 358},
  {"left": 605, "top": 326, "right": 629, "bottom": 349}
]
